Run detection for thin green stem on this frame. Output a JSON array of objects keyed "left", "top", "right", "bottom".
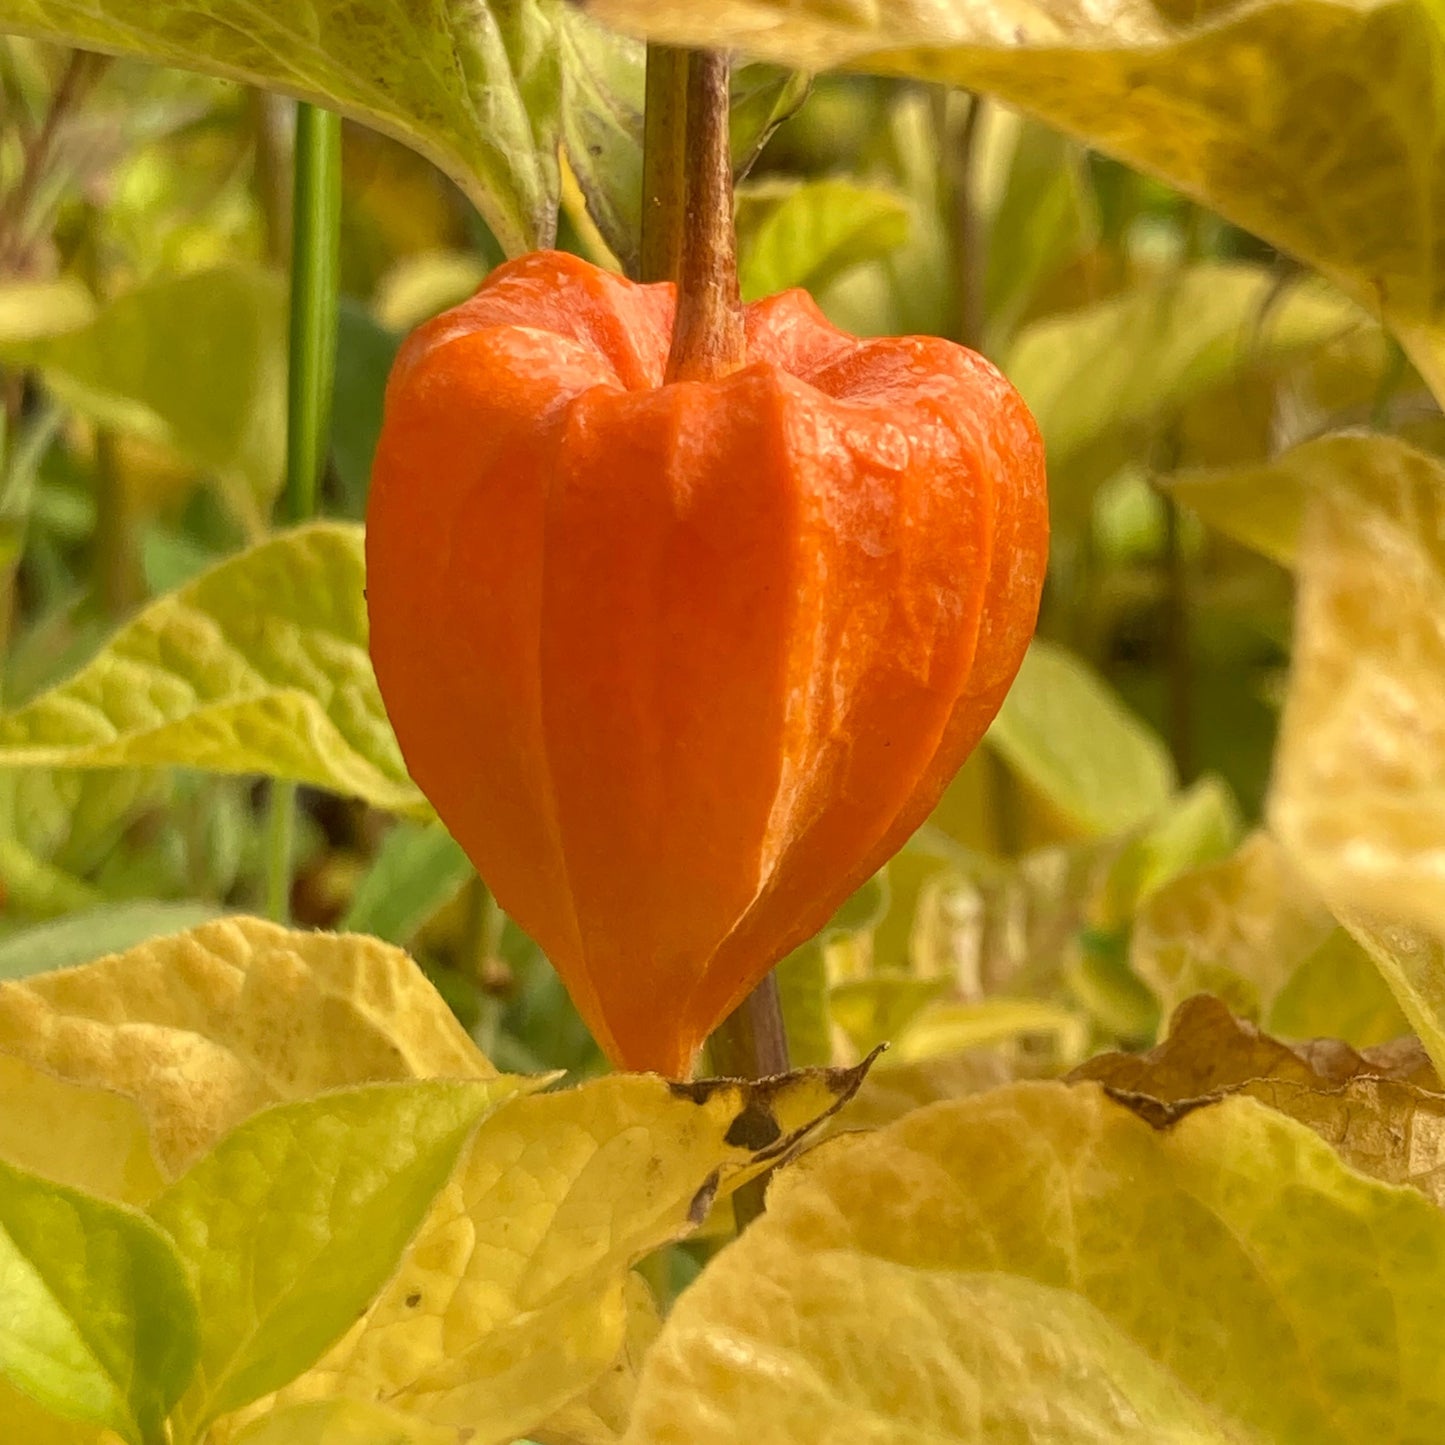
[
  {"left": 267, "top": 100, "right": 341, "bottom": 918},
  {"left": 281, "top": 102, "right": 342, "bottom": 524}
]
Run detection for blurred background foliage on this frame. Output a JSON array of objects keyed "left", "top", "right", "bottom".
[{"left": 0, "top": 38, "right": 1436, "bottom": 1083}]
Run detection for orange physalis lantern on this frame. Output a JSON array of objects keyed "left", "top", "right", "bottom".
[{"left": 366, "top": 250, "right": 1047, "bottom": 1077}]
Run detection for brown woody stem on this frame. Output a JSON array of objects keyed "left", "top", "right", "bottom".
[
  {"left": 639, "top": 45, "right": 688, "bottom": 285},
  {"left": 708, "top": 973, "right": 791, "bottom": 1228},
  {"left": 646, "top": 49, "right": 746, "bottom": 382}
]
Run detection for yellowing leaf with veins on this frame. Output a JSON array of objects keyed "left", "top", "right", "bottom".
[
  {"left": 234, "top": 1062, "right": 870, "bottom": 1445},
  {"left": 532, "top": 1273, "right": 664, "bottom": 1445},
  {"left": 623, "top": 1082, "right": 1445, "bottom": 1444},
  {"left": 0, "top": 524, "right": 425, "bottom": 816},
  {"left": 0, "top": 917, "right": 490, "bottom": 1181},
  {"left": 0, "top": 1, "right": 558, "bottom": 256},
  {"left": 1165, "top": 434, "right": 1445, "bottom": 569},
  {"left": 1131, "top": 830, "right": 1333, "bottom": 1021},
  {"left": 585, "top": 0, "right": 1445, "bottom": 348},
  {"left": 1268, "top": 446, "right": 1445, "bottom": 1073}
]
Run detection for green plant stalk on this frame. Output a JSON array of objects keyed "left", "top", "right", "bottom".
[{"left": 266, "top": 100, "right": 341, "bottom": 923}]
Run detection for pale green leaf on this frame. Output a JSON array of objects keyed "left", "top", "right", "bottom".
[
  {"left": 0, "top": 901, "right": 222, "bottom": 981},
  {"left": 0, "top": 1, "right": 559, "bottom": 256},
  {"left": 0, "top": 837, "right": 100, "bottom": 920},
  {"left": 983, "top": 119, "right": 1096, "bottom": 350},
  {"left": 151, "top": 1079, "right": 530, "bottom": 1441},
  {"left": 987, "top": 638, "right": 1176, "bottom": 836},
  {"left": 586, "top": 0, "right": 1445, "bottom": 338},
  {"left": 556, "top": 6, "right": 644, "bottom": 275},
  {"left": 1004, "top": 266, "right": 1362, "bottom": 515},
  {"left": 0, "top": 524, "right": 425, "bottom": 815},
  {"left": 1166, "top": 432, "right": 1444, "bottom": 569},
  {"left": 0, "top": 268, "right": 287, "bottom": 533},
  {"left": 1268, "top": 929, "right": 1408, "bottom": 1049},
  {"left": 0, "top": 1155, "right": 199, "bottom": 1444},
  {"left": 624, "top": 1083, "right": 1445, "bottom": 1443},
  {"left": 737, "top": 178, "right": 910, "bottom": 302}
]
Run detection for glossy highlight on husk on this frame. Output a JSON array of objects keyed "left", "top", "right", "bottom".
[{"left": 365, "top": 251, "right": 1048, "bottom": 1077}]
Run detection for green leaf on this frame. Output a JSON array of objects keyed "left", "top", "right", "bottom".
[
  {"left": 0, "top": 1155, "right": 199, "bottom": 1444},
  {"left": 736, "top": 178, "right": 910, "bottom": 302},
  {"left": 773, "top": 942, "right": 833, "bottom": 1069},
  {"left": 0, "top": 838, "right": 101, "bottom": 920},
  {"left": 340, "top": 824, "right": 472, "bottom": 945},
  {"left": 0, "top": 524, "right": 425, "bottom": 815},
  {"left": 1268, "top": 928, "right": 1409, "bottom": 1049},
  {"left": 983, "top": 119, "right": 1095, "bottom": 350},
  {"left": 729, "top": 63, "right": 811, "bottom": 180},
  {"left": 586, "top": 0, "right": 1445, "bottom": 341},
  {"left": 150, "top": 1079, "right": 529, "bottom": 1441},
  {"left": 0, "top": 268, "right": 287, "bottom": 534},
  {"left": 986, "top": 638, "right": 1176, "bottom": 836},
  {"left": 556, "top": 6, "right": 644, "bottom": 275},
  {"left": 0, "top": 901, "right": 222, "bottom": 982},
  {"left": 1130, "top": 830, "right": 1335, "bottom": 1024},
  {"left": 623, "top": 1083, "right": 1445, "bottom": 1443},
  {"left": 1003, "top": 266, "right": 1362, "bottom": 517},
  {"left": 0, "top": 1, "right": 560, "bottom": 256}
]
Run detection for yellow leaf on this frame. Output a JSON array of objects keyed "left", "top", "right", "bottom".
[
  {"left": 623, "top": 1081, "right": 1445, "bottom": 1443},
  {"left": 229, "top": 1398, "right": 457, "bottom": 1444},
  {"left": 532, "top": 1273, "right": 663, "bottom": 1445},
  {"left": 0, "top": 917, "right": 491, "bottom": 1182},
  {"left": 0, "top": 1055, "right": 162, "bottom": 1205},
  {"left": 587, "top": 0, "right": 1445, "bottom": 341},
  {"left": 1131, "top": 830, "right": 1332, "bottom": 1021},
  {"left": 1267, "top": 445, "right": 1445, "bottom": 1071},
  {"left": 240, "top": 1062, "right": 869, "bottom": 1445}
]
